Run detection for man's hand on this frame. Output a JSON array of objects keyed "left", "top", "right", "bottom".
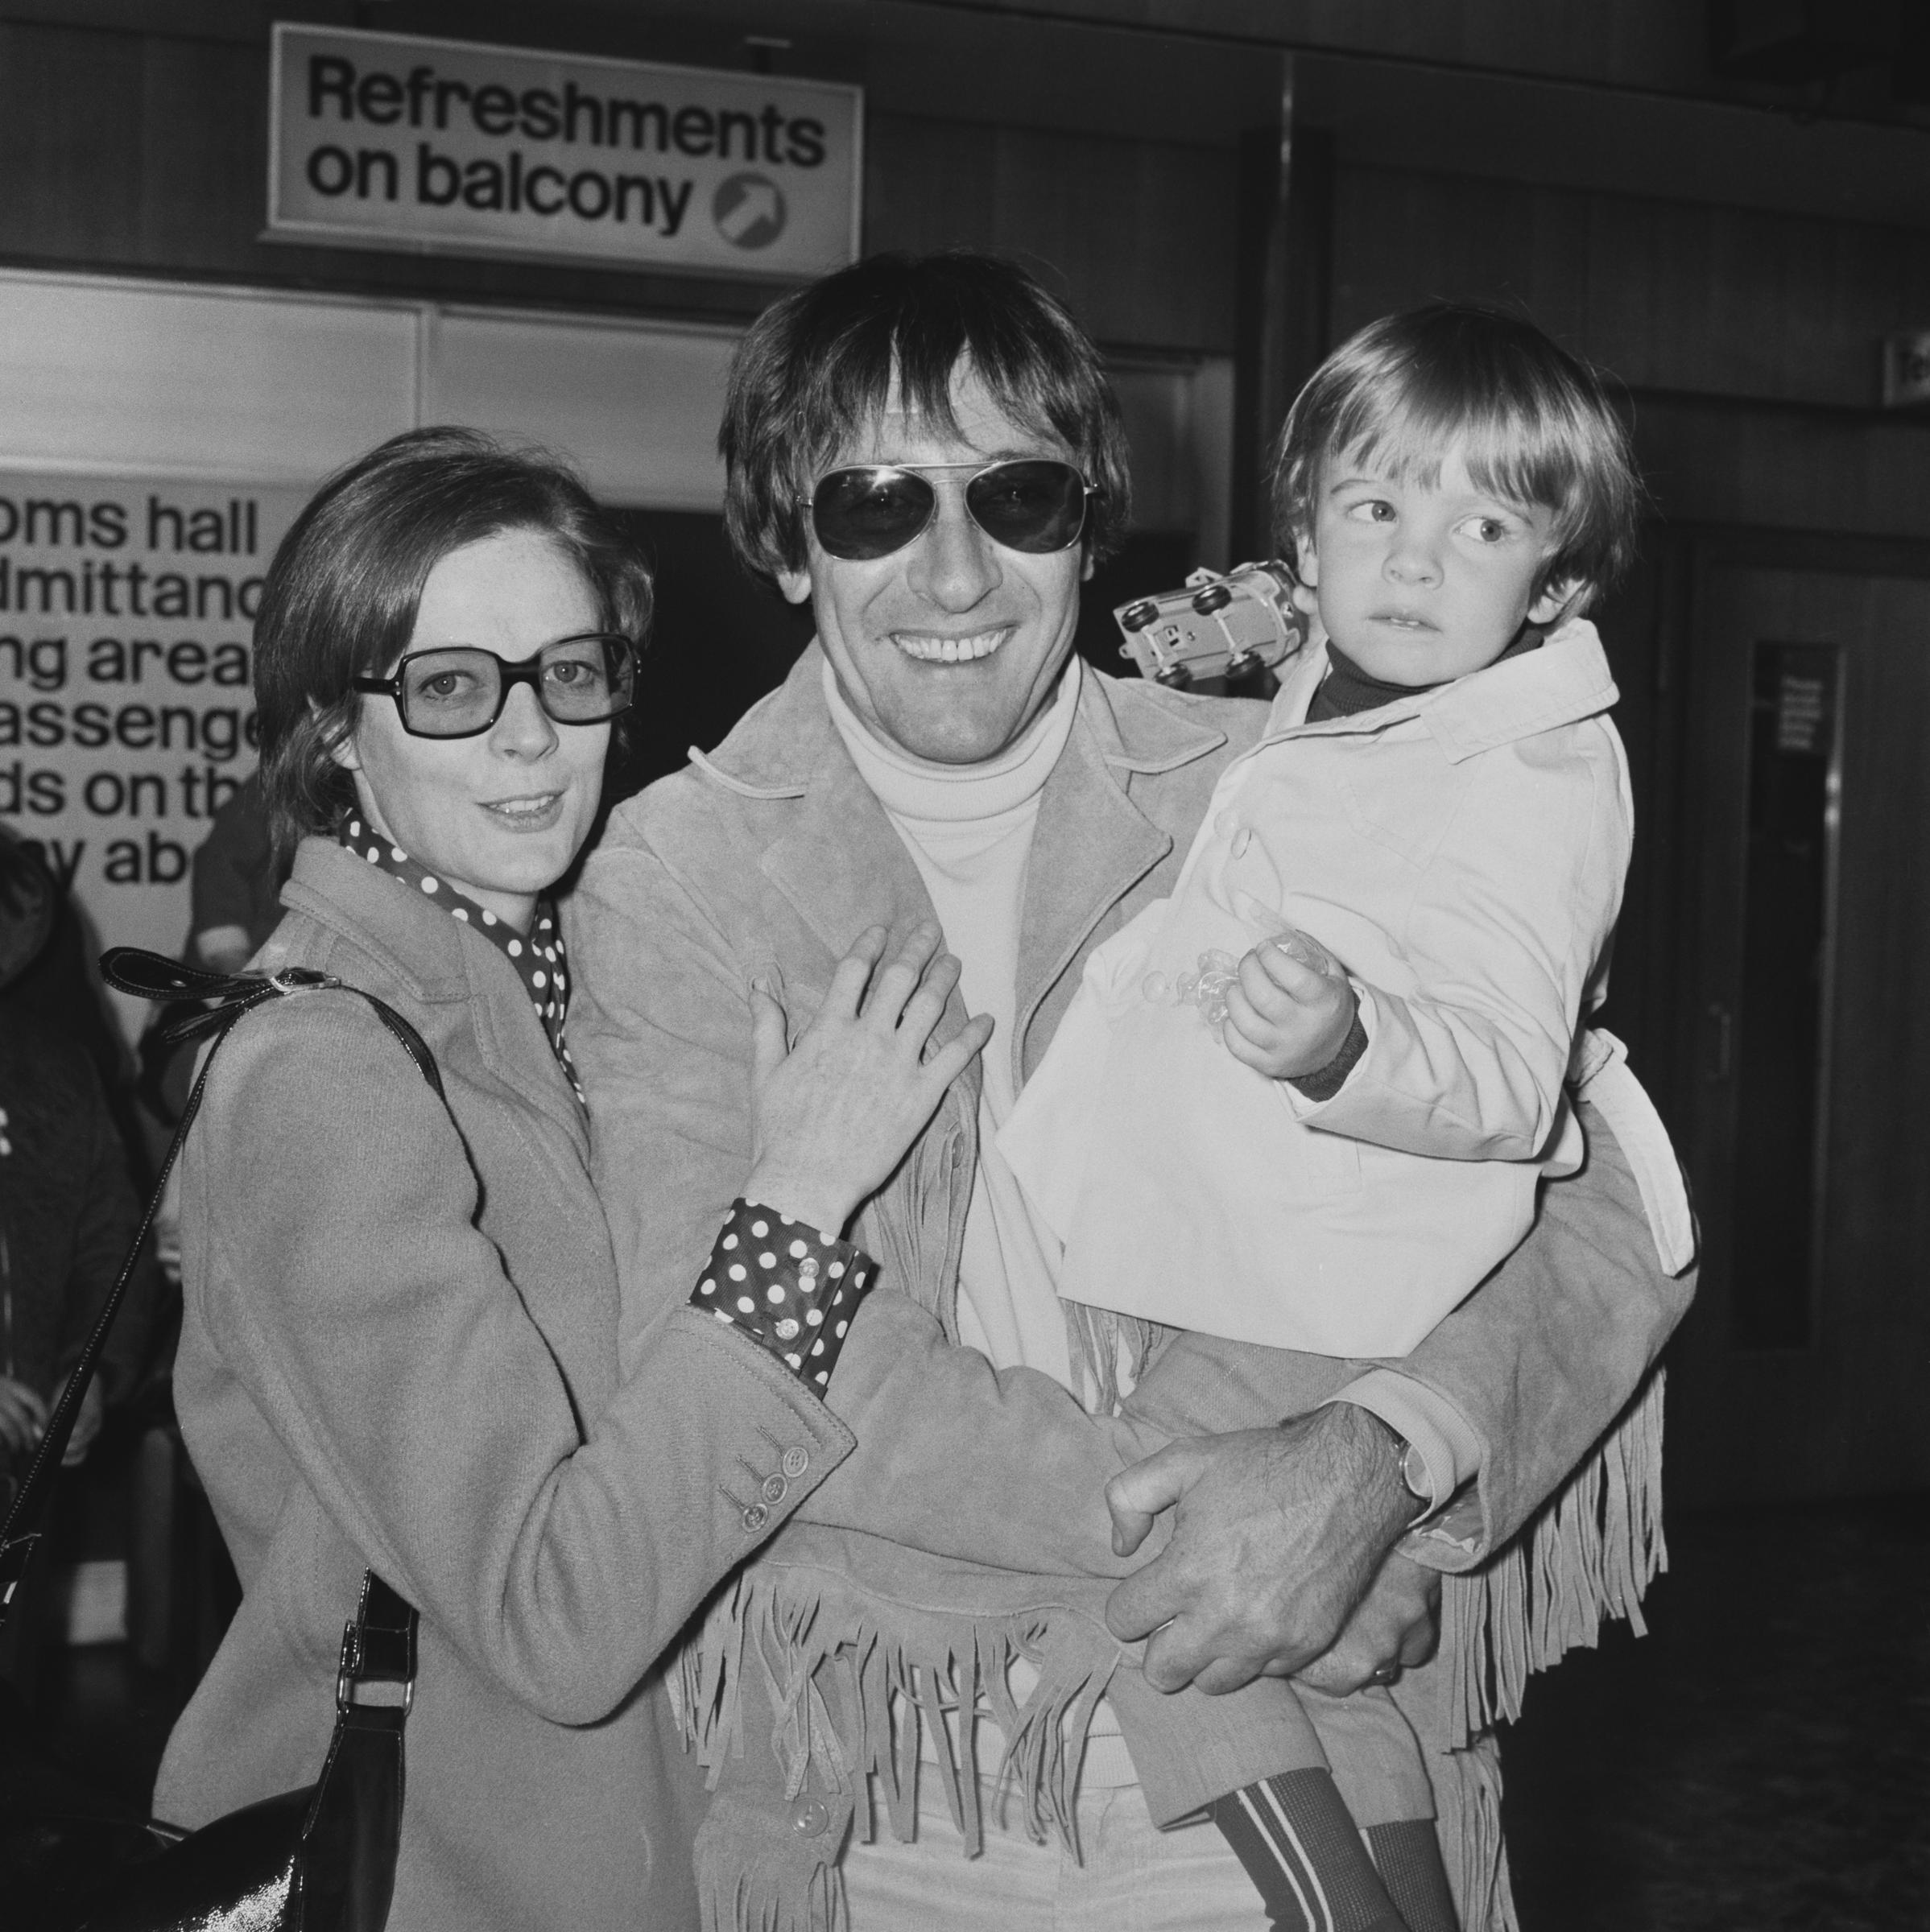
[
  {"left": 1103, "top": 1406, "right": 1414, "bottom": 1695},
  {"left": 1221, "top": 930, "right": 1356, "bottom": 1082},
  {"left": 1294, "top": 1550, "right": 1441, "bottom": 1695},
  {"left": 0, "top": 1374, "right": 48, "bottom": 1455}
]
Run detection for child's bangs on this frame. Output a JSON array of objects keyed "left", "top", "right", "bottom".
[{"left": 1328, "top": 378, "right": 1586, "bottom": 535}]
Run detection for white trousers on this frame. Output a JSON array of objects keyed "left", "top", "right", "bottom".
[{"left": 841, "top": 1773, "right": 1267, "bottom": 1932}]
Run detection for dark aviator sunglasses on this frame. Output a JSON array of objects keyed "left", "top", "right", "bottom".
[
  {"left": 353, "top": 633, "right": 638, "bottom": 740},
  {"left": 807, "top": 459, "right": 1097, "bottom": 563}
]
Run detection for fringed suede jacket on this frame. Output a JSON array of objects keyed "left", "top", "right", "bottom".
[{"left": 566, "top": 647, "right": 1697, "bottom": 1932}]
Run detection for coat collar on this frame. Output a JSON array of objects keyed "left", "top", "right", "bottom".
[
  {"left": 278, "top": 837, "right": 589, "bottom": 1153},
  {"left": 280, "top": 837, "right": 474, "bottom": 1003},
  {"left": 1270, "top": 618, "right": 1619, "bottom": 765}
]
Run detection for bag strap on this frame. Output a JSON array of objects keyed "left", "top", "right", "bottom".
[{"left": 0, "top": 947, "right": 441, "bottom": 1633}]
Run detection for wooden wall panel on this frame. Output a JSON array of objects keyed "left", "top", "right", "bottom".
[
  {"left": 863, "top": 113, "right": 1237, "bottom": 354},
  {"left": 1635, "top": 398, "right": 1930, "bottom": 542},
  {"left": 0, "top": 23, "right": 145, "bottom": 260},
  {"left": 1333, "top": 164, "right": 1930, "bottom": 414},
  {"left": 136, "top": 32, "right": 267, "bottom": 266},
  {"left": 961, "top": 0, "right": 1710, "bottom": 97}
]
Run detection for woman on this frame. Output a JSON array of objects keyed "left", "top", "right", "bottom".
[{"left": 155, "top": 427, "right": 988, "bottom": 1930}]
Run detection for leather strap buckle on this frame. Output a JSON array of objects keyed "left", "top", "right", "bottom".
[{"left": 337, "top": 1619, "right": 416, "bottom": 1715}]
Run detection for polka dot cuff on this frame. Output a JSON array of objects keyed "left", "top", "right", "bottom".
[{"left": 691, "top": 1200, "right": 875, "bottom": 1391}]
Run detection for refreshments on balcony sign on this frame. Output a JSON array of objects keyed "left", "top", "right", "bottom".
[{"left": 268, "top": 25, "right": 862, "bottom": 279}]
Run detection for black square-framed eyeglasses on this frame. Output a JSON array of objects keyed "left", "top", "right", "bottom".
[{"left": 353, "top": 633, "right": 638, "bottom": 740}]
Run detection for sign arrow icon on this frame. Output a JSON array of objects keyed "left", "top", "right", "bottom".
[{"left": 715, "top": 175, "right": 784, "bottom": 246}]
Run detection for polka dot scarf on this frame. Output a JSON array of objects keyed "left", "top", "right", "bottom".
[
  {"left": 692, "top": 1200, "right": 875, "bottom": 1389},
  {"left": 337, "top": 815, "right": 585, "bottom": 1108}
]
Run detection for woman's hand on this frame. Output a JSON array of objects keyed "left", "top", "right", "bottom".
[{"left": 742, "top": 923, "right": 994, "bottom": 1236}]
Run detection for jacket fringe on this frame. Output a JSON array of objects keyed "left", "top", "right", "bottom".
[
  {"left": 681, "top": 1368, "right": 1666, "bottom": 1932},
  {"left": 1428, "top": 1727, "right": 1519, "bottom": 1932},
  {"left": 1061, "top": 1298, "right": 1163, "bottom": 1419},
  {"left": 1424, "top": 1368, "right": 1666, "bottom": 1929},
  {"left": 695, "top": 1791, "right": 852, "bottom": 1932},
  {"left": 676, "top": 1567, "right": 1120, "bottom": 1931},
  {"left": 1440, "top": 1367, "right": 1668, "bottom": 1749}
]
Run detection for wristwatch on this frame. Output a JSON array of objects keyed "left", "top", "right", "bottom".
[{"left": 1365, "top": 1412, "right": 1436, "bottom": 1524}]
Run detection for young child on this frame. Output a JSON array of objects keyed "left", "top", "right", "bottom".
[{"left": 1001, "top": 303, "right": 1648, "bottom": 1932}]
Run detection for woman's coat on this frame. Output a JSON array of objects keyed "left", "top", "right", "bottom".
[{"left": 158, "top": 836, "right": 855, "bottom": 1930}]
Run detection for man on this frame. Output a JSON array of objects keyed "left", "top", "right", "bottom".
[{"left": 568, "top": 252, "right": 1692, "bottom": 1930}]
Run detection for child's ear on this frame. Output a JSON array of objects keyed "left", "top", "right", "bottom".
[
  {"left": 1288, "top": 531, "right": 1320, "bottom": 611},
  {"left": 1528, "top": 576, "right": 1585, "bottom": 626}
]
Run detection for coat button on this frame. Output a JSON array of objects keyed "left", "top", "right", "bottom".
[
  {"left": 781, "top": 1447, "right": 810, "bottom": 1480},
  {"left": 741, "top": 1502, "right": 769, "bottom": 1533},
  {"left": 761, "top": 1473, "right": 788, "bottom": 1505},
  {"left": 1231, "top": 827, "right": 1254, "bottom": 857},
  {"left": 790, "top": 1798, "right": 830, "bottom": 1838}
]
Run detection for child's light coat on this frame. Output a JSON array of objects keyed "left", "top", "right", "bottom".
[{"left": 1002, "top": 618, "right": 1631, "bottom": 1356}]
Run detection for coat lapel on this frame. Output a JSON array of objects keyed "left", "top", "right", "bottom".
[
  {"left": 762, "top": 749, "right": 939, "bottom": 966},
  {"left": 1015, "top": 667, "right": 1228, "bottom": 1080}
]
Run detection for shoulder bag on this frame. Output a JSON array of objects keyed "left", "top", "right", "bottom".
[{"left": 1, "top": 948, "right": 439, "bottom": 1932}]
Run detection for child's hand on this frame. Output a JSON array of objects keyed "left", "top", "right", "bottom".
[{"left": 1221, "top": 928, "right": 1358, "bottom": 1080}]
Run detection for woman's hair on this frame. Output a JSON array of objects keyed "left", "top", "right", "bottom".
[
  {"left": 1271, "top": 303, "right": 1645, "bottom": 608},
  {"left": 720, "top": 250, "right": 1133, "bottom": 580},
  {"left": 254, "top": 427, "right": 651, "bottom": 854}
]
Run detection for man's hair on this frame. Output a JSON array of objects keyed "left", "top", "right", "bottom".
[
  {"left": 1271, "top": 303, "right": 1644, "bottom": 608},
  {"left": 254, "top": 426, "right": 652, "bottom": 855},
  {"left": 721, "top": 250, "right": 1132, "bottom": 580}
]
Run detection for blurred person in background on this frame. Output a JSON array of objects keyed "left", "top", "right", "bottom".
[
  {"left": 185, "top": 770, "right": 287, "bottom": 976},
  {"left": 0, "top": 826, "right": 159, "bottom": 1693}
]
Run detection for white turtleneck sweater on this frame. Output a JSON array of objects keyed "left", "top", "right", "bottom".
[
  {"left": 824, "top": 654, "right": 1083, "bottom": 1387},
  {"left": 824, "top": 656, "right": 1137, "bottom": 1785}
]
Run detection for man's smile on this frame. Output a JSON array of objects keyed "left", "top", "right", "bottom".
[{"left": 890, "top": 625, "right": 1013, "bottom": 663}]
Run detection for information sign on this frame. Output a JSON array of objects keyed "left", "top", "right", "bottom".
[
  {"left": 268, "top": 25, "right": 862, "bottom": 280},
  {"left": 0, "top": 477, "right": 307, "bottom": 1036}
]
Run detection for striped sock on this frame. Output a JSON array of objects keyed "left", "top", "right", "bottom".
[
  {"left": 1209, "top": 1769, "right": 1411, "bottom": 1932},
  {"left": 1366, "top": 1819, "right": 1459, "bottom": 1932}
]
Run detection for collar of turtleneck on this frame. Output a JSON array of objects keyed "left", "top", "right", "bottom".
[{"left": 822, "top": 652, "right": 1082, "bottom": 827}]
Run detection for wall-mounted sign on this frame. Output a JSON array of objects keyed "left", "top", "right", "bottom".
[
  {"left": 0, "top": 477, "right": 308, "bottom": 1036},
  {"left": 1881, "top": 330, "right": 1930, "bottom": 408},
  {"left": 268, "top": 25, "right": 862, "bottom": 280}
]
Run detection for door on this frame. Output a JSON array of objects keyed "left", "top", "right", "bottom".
[{"left": 1672, "top": 557, "right": 1930, "bottom": 1505}]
